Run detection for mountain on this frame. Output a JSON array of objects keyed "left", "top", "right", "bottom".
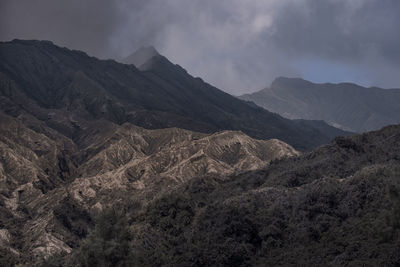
[
  {"left": 0, "top": 39, "right": 398, "bottom": 266},
  {"left": 0, "top": 39, "right": 353, "bottom": 265},
  {"left": 122, "top": 46, "right": 159, "bottom": 68},
  {"left": 37, "top": 122, "right": 400, "bottom": 266},
  {"left": 0, "top": 39, "right": 348, "bottom": 152},
  {"left": 239, "top": 77, "right": 400, "bottom": 132},
  {"left": 0, "top": 111, "right": 298, "bottom": 264}
]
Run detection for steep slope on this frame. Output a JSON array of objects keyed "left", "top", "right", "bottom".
[
  {"left": 73, "top": 123, "right": 299, "bottom": 190},
  {"left": 240, "top": 77, "right": 400, "bottom": 132},
  {"left": 0, "top": 40, "right": 348, "bottom": 151},
  {"left": 0, "top": 112, "right": 299, "bottom": 263},
  {"left": 138, "top": 54, "right": 351, "bottom": 150}
]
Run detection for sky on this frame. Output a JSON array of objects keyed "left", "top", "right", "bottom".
[{"left": 1, "top": 0, "right": 400, "bottom": 95}]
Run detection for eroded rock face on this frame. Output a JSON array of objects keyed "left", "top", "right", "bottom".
[{"left": 0, "top": 112, "right": 299, "bottom": 261}]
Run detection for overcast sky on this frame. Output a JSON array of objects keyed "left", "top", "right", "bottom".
[{"left": 1, "top": 0, "right": 400, "bottom": 95}]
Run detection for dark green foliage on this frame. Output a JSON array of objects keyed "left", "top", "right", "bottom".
[
  {"left": 0, "top": 247, "right": 19, "bottom": 266},
  {"left": 53, "top": 196, "right": 93, "bottom": 248},
  {"left": 131, "top": 166, "right": 400, "bottom": 266},
  {"left": 123, "top": 126, "right": 400, "bottom": 266},
  {"left": 76, "top": 208, "right": 133, "bottom": 267},
  {"left": 37, "top": 253, "right": 66, "bottom": 267}
]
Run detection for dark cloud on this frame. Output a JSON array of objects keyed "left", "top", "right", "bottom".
[
  {"left": 1, "top": 0, "right": 400, "bottom": 94},
  {"left": 0, "top": 0, "right": 125, "bottom": 58}
]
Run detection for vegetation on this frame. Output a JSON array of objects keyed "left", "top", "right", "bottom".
[
  {"left": 75, "top": 208, "right": 134, "bottom": 267},
  {"left": 40, "top": 126, "right": 400, "bottom": 266}
]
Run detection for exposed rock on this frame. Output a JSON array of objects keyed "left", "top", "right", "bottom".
[{"left": 0, "top": 111, "right": 298, "bottom": 261}]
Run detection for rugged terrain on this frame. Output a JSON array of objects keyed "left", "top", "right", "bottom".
[
  {"left": 240, "top": 77, "right": 400, "bottom": 132},
  {"left": 2, "top": 39, "right": 391, "bottom": 266},
  {"left": 37, "top": 122, "right": 400, "bottom": 267},
  {"left": 0, "top": 111, "right": 298, "bottom": 264}
]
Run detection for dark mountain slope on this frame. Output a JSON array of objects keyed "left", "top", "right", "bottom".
[
  {"left": 137, "top": 53, "right": 351, "bottom": 150},
  {"left": 0, "top": 40, "right": 348, "bottom": 150},
  {"left": 240, "top": 77, "right": 400, "bottom": 132}
]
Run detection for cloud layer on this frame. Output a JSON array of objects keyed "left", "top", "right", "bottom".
[{"left": 1, "top": 0, "right": 400, "bottom": 94}]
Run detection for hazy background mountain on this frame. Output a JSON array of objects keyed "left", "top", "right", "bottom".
[{"left": 240, "top": 77, "right": 400, "bottom": 132}]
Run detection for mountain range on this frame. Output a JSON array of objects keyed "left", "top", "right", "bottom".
[
  {"left": 1, "top": 39, "right": 398, "bottom": 266},
  {"left": 2, "top": 39, "right": 349, "bottom": 151},
  {"left": 239, "top": 77, "right": 400, "bottom": 132},
  {"left": 0, "top": 111, "right": 299, "bottom": 262},
  {"left": 0, "top": 39, "right": 330, "bottom": 263}
]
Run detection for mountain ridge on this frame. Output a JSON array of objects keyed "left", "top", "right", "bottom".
[
  {"left": 240, "top": 77, "right": 400, "bottom": 132},
  {"left": 0, "top": 110, "right": 299, "bottom": 261},
  {"left": 0, "top": 39, "right": 349, "bottom": 151},
  {"left": 33, "top": 121, "right": 400, "bottom": 266}
]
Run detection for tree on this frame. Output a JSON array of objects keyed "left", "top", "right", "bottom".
[{"left": 77, "top": 208, "right": 133, "bottom": 267}]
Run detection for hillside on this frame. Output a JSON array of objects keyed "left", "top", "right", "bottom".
[
  {"left": 240, "top": 77, "right": 400, "bottom": 132},
  {"left": 0, "top": 40, "right": 348, "bottom": 151},
  {"left": 0, "top": 111, "right": 299, "bottom": 264},
  {"left": 30, "top": 122, "right": 400, "bottom": 267}
]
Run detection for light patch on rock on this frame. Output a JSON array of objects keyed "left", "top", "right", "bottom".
[
  {"left": 32, "top": 233, "right": 72, "bottom": 259},
  {"left": 0, "top": 229, "right": 11, "bottom": 246}
]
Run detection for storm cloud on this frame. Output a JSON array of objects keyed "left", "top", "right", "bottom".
[{"left": 1, "top": 0, "right": 400, "bottom": 94}]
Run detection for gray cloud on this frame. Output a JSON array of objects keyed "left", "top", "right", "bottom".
[{"left": 1, "top": 0, "right": 400, "bottom": 94}]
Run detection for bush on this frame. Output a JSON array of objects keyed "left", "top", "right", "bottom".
[{"left": 76, "top": 208, "right": 134, "bottom": 267}]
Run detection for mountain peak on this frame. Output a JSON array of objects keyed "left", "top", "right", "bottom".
[
  {"left": 271, "top": 77, "right": 312, "bottom": 88},
  {"left": 122, "top": 45, "right": 159, "bottom": 67}
]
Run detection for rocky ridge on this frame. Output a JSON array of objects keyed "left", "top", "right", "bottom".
[{"left": 0, "top": 111, "right": 298, "bottom": 262}]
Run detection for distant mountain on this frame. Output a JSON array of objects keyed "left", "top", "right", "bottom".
[
  {"left": 0, "top": 40, "right": 348, "bottom": 151},
  {"left": 239, "top": 77, "right": 400, "bottom": 132},
  {"left": 122, "top": 45, "right": 159, "bottom": 68}
]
